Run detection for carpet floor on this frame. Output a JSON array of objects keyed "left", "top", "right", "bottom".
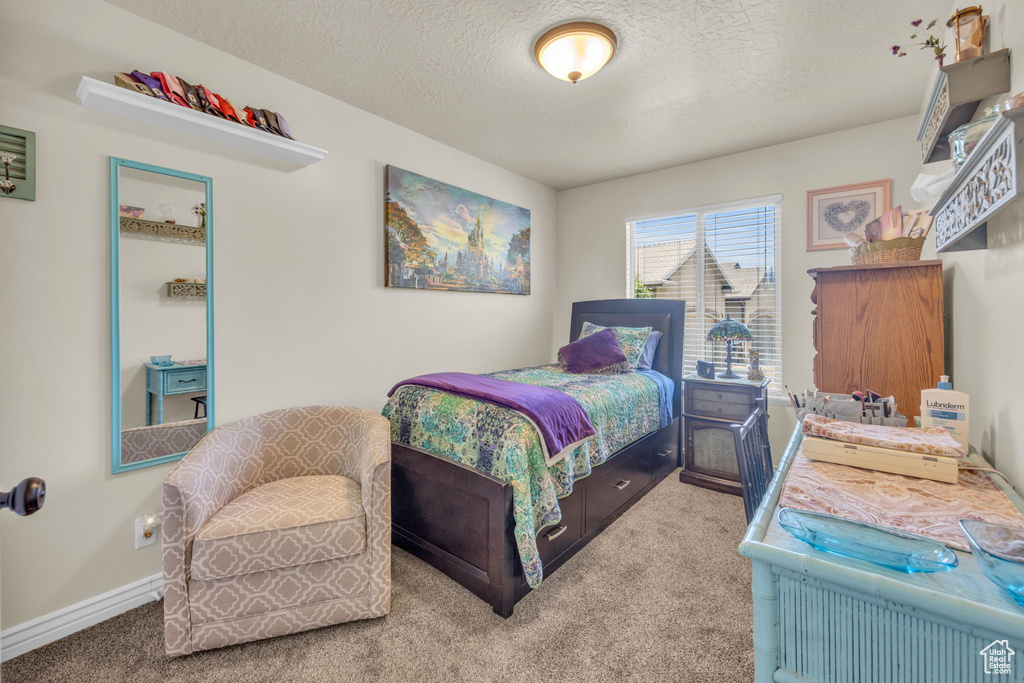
[{"left": 2, "top": 472, "right": 754, "bottom": 683}]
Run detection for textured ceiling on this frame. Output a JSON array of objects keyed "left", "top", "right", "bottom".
[{"left": 105, "top": 0, "right": 948, "bottom": 190}]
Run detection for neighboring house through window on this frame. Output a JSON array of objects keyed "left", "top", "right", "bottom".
[{"left": 627, "top": 195, "right": 782, "bottom": 395}]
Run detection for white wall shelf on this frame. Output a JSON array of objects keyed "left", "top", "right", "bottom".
[
  {"left": 76, "top": 76, "right": 328, "bottom": 167},
  {"left": 930, "top": 109, "right": 1024, "bottom": 252},
  {"left": 916, "top": 49, "right": 1011, "bottom": 164}
]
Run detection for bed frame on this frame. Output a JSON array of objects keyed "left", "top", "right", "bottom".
[{"left": 391, "top": 299, "right": 685, "bottom": 617}]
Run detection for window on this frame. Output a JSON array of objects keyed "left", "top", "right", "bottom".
[{"left": 627, "top": 195, "right": 782, "bottom": 395}]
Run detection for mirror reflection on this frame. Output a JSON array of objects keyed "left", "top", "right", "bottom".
[{"left": 114, "top": 162, "right": 211, "bottom": 470}]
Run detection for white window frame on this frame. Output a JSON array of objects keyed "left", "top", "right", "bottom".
[{"left": 626, "top": 194, "right": 784, "bottom": 400}]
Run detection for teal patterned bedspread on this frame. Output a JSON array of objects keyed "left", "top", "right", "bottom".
[{"left": 382, "top": 364, "right": 664, "bottom": 588}]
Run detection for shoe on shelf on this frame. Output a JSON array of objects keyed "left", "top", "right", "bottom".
[
  {"left": 150, "top": 71, "right": 190, "bottom": 108},
  {"left": 115, "top": 72, "right": 153, "bottom": 97},
  {"left": 245, "top": 107, "right": 271, "bottom": 132},
  {"left": 131, "top": 70, "right": 170, "bottom": 101},
  {"left": 215, "top": 93, "right": 244, "bottom": 124},
  {"left": 274, "top": 112, "right": 295, "bottom": 140},
  {"left": 196, "top": 86, "right": 227, "bottom": 118},
  {"left": 176, "top": 77, "right": 204, "bottom": 112}
]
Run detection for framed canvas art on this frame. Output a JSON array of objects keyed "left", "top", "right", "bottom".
[
  {"left": 806, "top": 179, "right": 891, "bottom": 251},
  {"left": 385, "top": 165, "right": 531, "bottom": 294}
]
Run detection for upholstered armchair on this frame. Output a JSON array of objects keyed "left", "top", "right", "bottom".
[{"left": 162, "top": 406, "right": 391, "bottom": 656}]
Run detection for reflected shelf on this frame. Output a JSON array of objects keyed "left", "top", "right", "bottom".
[
  {"left": 166, "top": 281, "right": 206, "bottom": 297},
  {"left": 120, "top": 216, "right": 205, "bottom": 242}
]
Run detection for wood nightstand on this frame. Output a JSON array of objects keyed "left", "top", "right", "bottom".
[{"left": 681, "top": 374, "right": 770, "bottom": 495}]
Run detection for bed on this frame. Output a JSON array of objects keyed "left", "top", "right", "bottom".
[{"left": 385, "top": 299, "right": 685, "bottom": 617}]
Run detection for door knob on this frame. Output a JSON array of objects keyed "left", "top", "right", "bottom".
[{"left": 0, "top": 477, "right": 46, "bottom": 516}]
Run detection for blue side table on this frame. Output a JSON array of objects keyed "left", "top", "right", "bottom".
[
  {"left": 145, "top": 362, "right": 207, "bottom": 425},
  {"left": 740, "top": 424, "right": 1024, "bottom": 682}
]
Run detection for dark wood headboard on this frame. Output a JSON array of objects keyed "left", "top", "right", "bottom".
[{"left": 569, "top": 299, "right": 686, "bottom": 419}]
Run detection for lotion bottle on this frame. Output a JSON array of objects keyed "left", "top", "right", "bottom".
[{"left": 920, "top": 376, "right": 970, "bottom": 449}]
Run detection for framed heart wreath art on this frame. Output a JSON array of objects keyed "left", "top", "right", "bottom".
[{"left": 806, "top": 179, "right": 891, "bottom": 251}]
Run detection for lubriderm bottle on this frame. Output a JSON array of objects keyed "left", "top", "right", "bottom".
[{"left": 920, "top": 376, "right": 970, "bottom": 449}]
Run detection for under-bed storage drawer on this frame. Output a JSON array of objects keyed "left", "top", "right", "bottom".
[
  {"left": 537, "top": 489, "right": 583, "bottom": 569},
  {"left": 647, "top": 419, "right": 680, "bottom": 482},
  {"left": 584, "top": 451, "right": 649, "bottom": 534}
]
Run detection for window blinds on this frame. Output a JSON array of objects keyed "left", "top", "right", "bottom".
[{"left": 627, "top": 195, "right": 782, "bottom": 394}]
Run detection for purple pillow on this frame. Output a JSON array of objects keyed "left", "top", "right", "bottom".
[
  {"left": 636, "top": 330, "right": 664, "bottom": 371},
  {"left": 557, "top": 328, "right": 628, "bottom": 374}
]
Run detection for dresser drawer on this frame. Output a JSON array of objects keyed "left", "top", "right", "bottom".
[
  {"left": 647, "top": 419, "right": 680, "bottom": 482},
  {"left": 688, "top": 384, "right": 754, "bottom": 415},
  {"left": 537, "top": 489, "right": 583, "bottom": 568},
  {"left": 689, "top": 399, "right": 751, "bottom": 421},
  {"left": 690, "top": 387, "right": 751, "bottom": 405},
  {"left": 163, "top": 368, "right": 206, "bottom": 394},
  {"left": 585, "top": 451, "right": 649, "bottom": 534}
]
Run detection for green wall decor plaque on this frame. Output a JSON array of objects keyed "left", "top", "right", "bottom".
[{"left": 0, "top": 124, "right": 36, "bottom": 201}]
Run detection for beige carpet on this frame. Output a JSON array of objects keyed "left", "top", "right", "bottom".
[{"left": 2, "top": 473, "right": 754, "bottom": 683}]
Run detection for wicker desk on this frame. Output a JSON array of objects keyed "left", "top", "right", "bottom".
[{"left": 739, "top": 424, "right": 1024, "bottom": 683}]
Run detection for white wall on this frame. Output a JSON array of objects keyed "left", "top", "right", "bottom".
[
  {"left": 936, "top": 0, "right": 1024, "bottom": 487},
  {"left": 0, "top": 0, "right": 557, "bottom": 630},
  {"left": 554, "top": 116, "right": 928, "bottom": 451}
]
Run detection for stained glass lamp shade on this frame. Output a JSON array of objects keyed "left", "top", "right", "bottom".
[{"left": 706, "top": 315, "right": 752, "bottom": 379}]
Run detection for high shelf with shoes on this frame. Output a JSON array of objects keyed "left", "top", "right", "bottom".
[{"left": 76, "top": 76, "right": 328, "bottom": 166}]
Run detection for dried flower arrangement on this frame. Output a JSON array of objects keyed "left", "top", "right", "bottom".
[
  {"left": 891, "top": 19, "right": 947, "bottom": 66},
  {"left": 192, "top": 202, "right": 207, "bottom": 229}
]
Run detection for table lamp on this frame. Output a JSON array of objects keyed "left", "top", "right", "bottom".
[{"left": 706, "top": 315, "right": 752, "bottom": 379}]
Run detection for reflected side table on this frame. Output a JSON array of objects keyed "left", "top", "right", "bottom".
[{"left": 145, "top": 362, "right": 207, "bottom": 425}]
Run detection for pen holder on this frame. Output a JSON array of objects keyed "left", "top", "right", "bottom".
[{"left": 799, "top": 391, "right": 908, "bottom": 427}]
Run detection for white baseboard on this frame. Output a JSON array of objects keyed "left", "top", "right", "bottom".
[{"left": 1, "top": 573, "right": 164, "bottom": 662}]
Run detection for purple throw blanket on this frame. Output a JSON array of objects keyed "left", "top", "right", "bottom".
[{"left": 387, "top": 372, "right": 596, "bottom": 466}]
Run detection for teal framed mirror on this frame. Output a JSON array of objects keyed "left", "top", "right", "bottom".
[{"left": 110, "top": 157, "right": 214, "bottom": 473}]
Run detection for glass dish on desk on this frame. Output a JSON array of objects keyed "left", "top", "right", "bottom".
[
  {"left": 959, "top": 519, "right": 1024, "bottom": 606},
  {"left": 778, "top": 508, "right": 958, "bottom": 573}
]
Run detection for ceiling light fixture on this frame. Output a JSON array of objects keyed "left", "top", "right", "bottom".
[{"left": 534, "top": 22, "right": 616, "bottom": 84}]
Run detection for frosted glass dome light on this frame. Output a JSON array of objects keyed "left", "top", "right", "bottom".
[{"left": 535, "top": 22, "right": 617, "bottom": 84}]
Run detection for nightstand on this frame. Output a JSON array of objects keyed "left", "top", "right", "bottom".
[{"left": 681, "top": 374, "right": 770, "bottom": 495}]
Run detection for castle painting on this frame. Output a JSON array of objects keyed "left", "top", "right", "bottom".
[{"left": 385, "top": 166, "right": 531, "bottom": 295}]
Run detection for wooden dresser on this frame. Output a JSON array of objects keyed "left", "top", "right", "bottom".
[{"left": 809, "top": 260, "right": 944, "bottom": 418}]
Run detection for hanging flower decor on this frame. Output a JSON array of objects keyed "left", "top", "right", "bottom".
[{"left": 891, "top": 19, "right": 947, "bottom": 66}]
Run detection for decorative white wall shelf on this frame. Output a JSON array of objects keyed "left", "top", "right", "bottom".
[
  {"left": 930, "top": 109, "right": 1024, "bottom": 252},
  {"left": 76, "top": 76, "right": 328, "bottom": 167},
  {"left": 166, "top": 281, "right": 206, "bottom": 297},
  {"left": 917, "top": 49, "right": 1011, "bottom": 164},
  {"left": 120, "top": 216, "right": 205, "bottom": 242}
]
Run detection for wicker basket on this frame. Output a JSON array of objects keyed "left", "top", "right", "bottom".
[{"left": 849, "top": 236, "right": 925, "bottom": 265}]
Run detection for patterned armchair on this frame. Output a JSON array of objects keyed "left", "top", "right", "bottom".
[{"left": 161, "top": 406, "right": 391, "bottom": 656}]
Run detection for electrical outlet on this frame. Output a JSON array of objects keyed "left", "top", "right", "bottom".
[{"left": 135, "top": 516, "right": 158, "bottom": 549}]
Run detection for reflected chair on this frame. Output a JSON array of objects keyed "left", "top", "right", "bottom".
[{"left": 161, "top": 405, "right": 391, "bottom": 656}]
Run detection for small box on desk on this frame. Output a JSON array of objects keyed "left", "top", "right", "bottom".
[{"left": 801, "top": 435, "right": 958, "bottom": 484}]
